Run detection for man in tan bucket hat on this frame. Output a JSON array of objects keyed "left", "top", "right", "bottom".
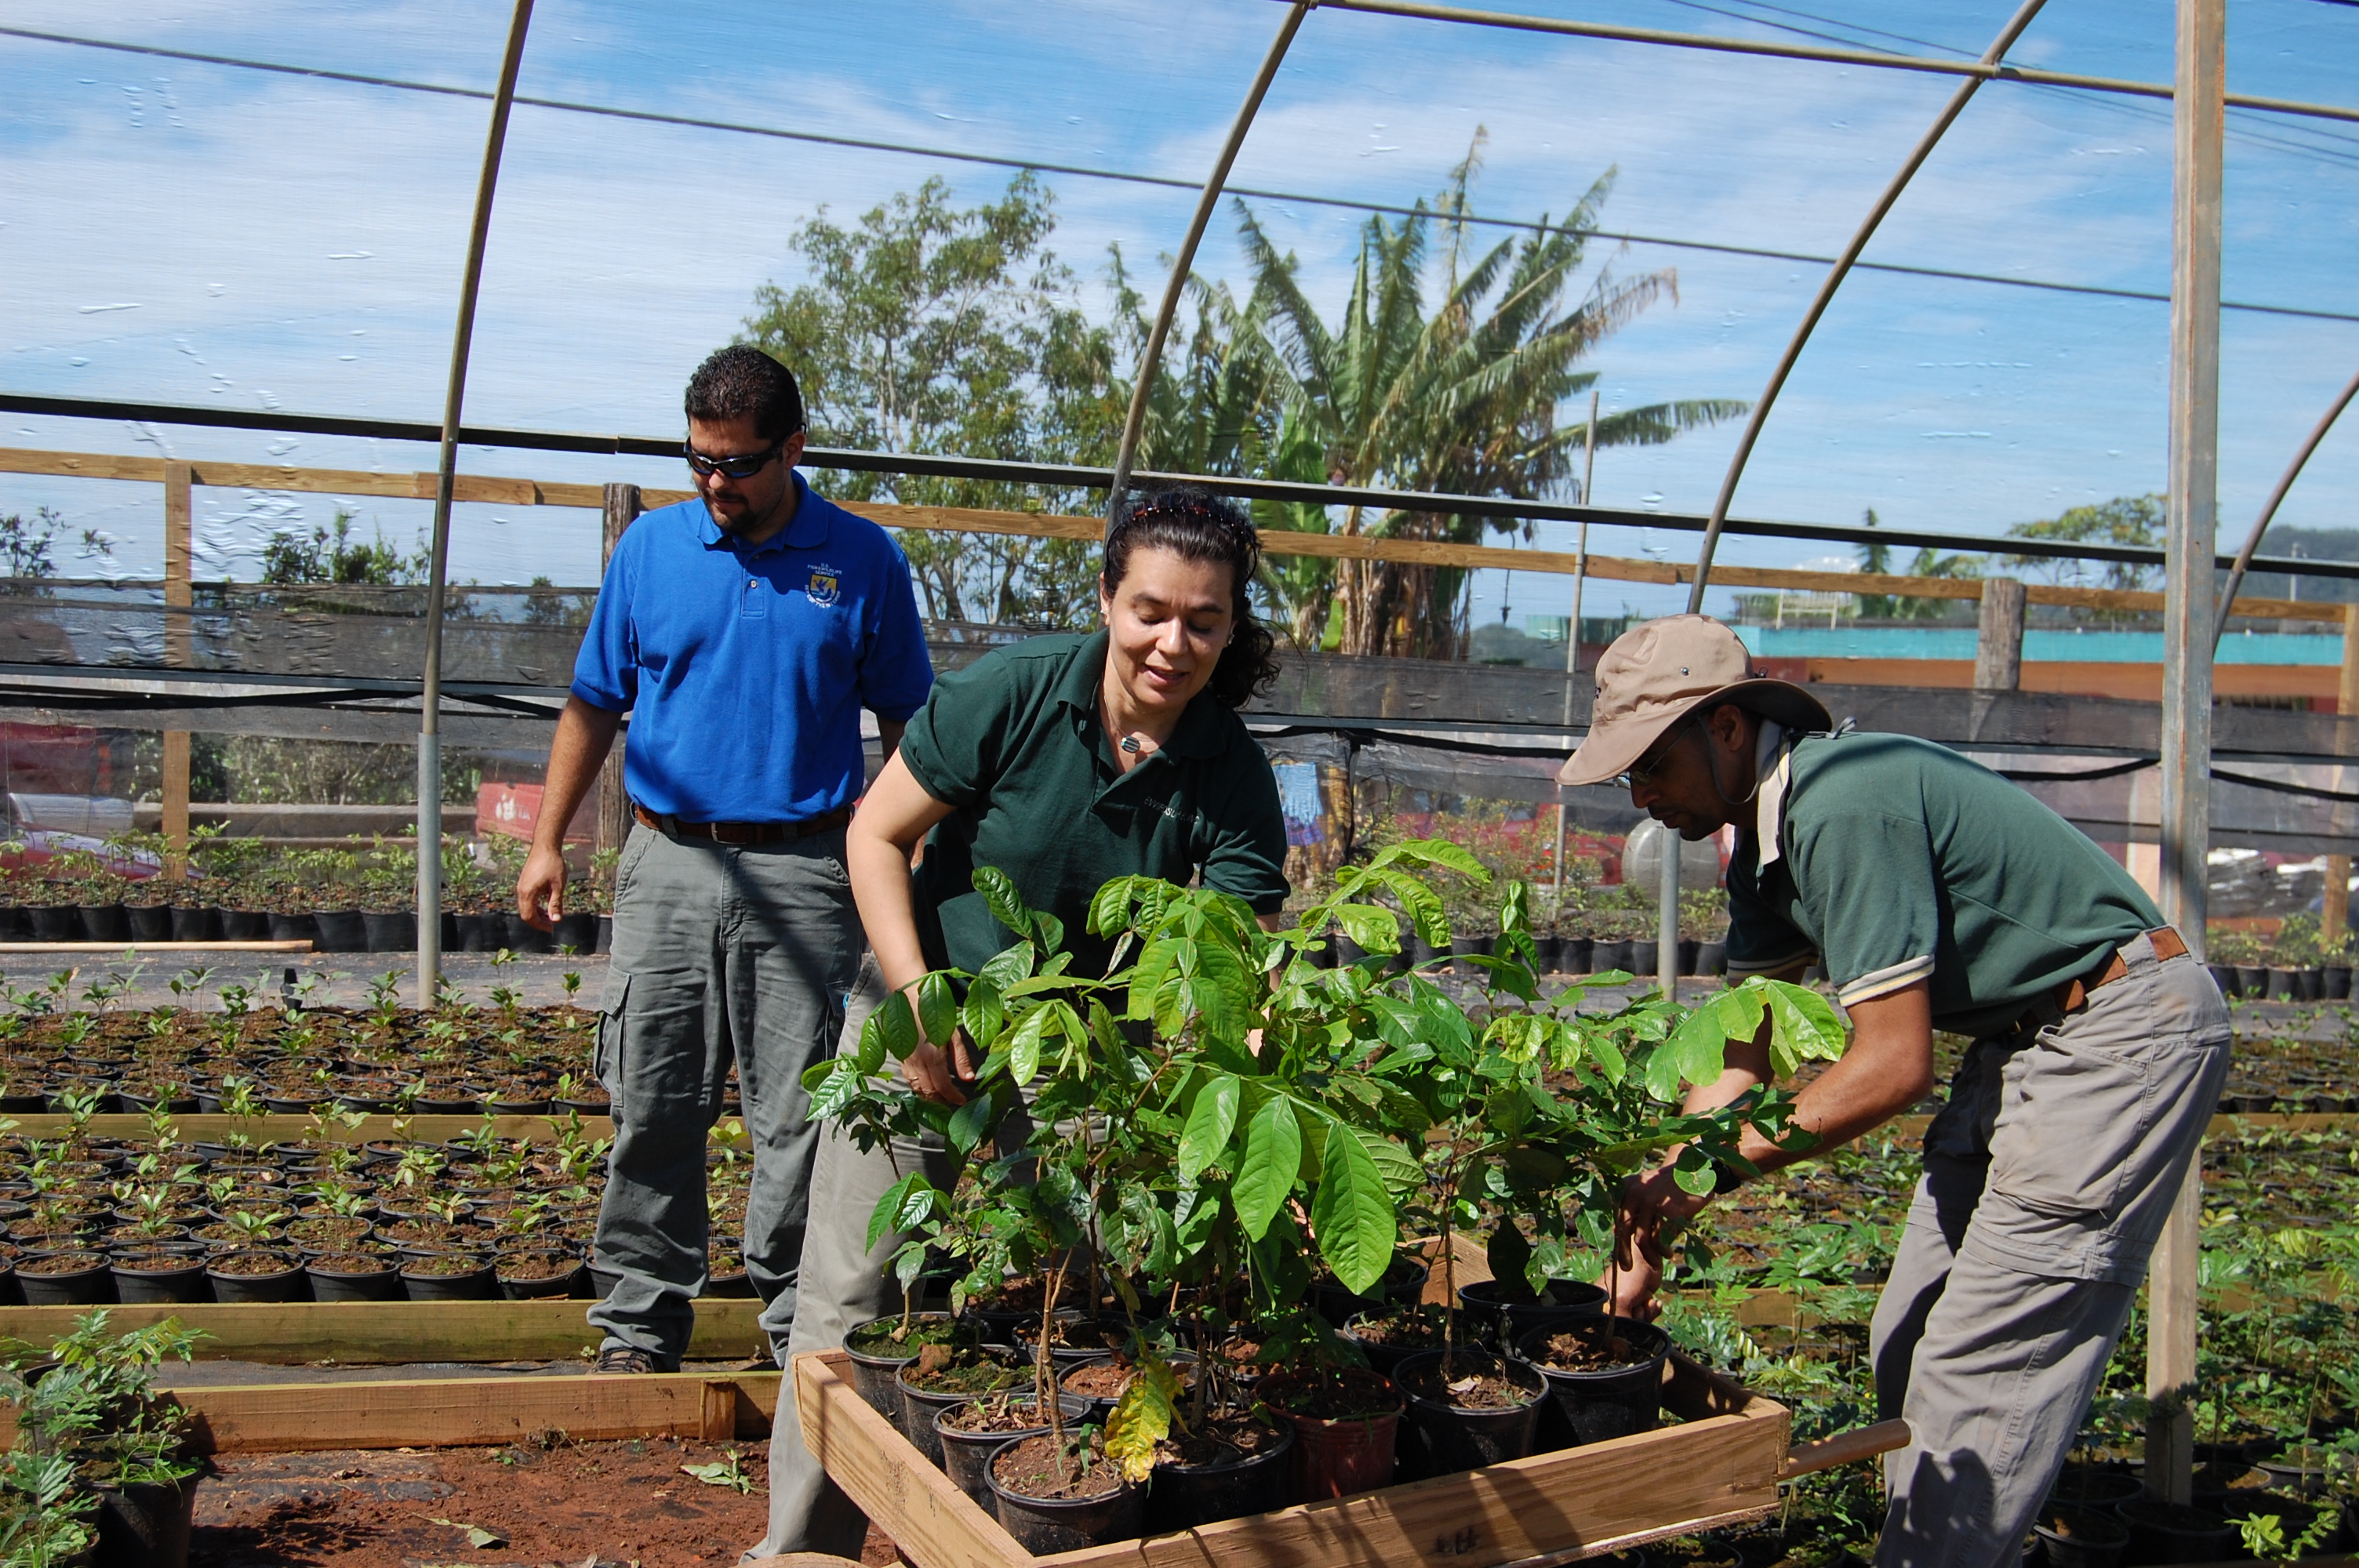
[{"left": 1568, "top": 615, "right": 2230, "bottom": 1568}]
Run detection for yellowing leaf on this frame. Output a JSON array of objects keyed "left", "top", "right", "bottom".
[{"left": 1102, "top": 1356, "right": 1181, "bottom": 1483}]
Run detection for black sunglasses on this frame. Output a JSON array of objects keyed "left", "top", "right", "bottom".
[
  {"left": 1618, "top": 713, "right": 1702, "bottom": 790},
  {"left": 683, "top": 438, "right": 786, "bottom": 480}
]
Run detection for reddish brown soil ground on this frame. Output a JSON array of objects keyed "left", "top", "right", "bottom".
[{"left": 191, "top": 1439, "right": 899, "bottom": 1568}]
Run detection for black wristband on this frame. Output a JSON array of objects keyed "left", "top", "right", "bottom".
[{"left": 1710, "top": 1156, "right": 1748, "bottom": 1195}]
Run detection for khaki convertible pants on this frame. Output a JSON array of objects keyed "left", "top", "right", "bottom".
[{"left": 1871, "top": 932, "right": 2230, "bottom": 1568}]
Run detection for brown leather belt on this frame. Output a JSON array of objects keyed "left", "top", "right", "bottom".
[
  {"left": 2050, "top": 924, "right": 2189, "bottom": 1016},
  {"left": 632, "top": 803, "right": 850, "bottom": 845}
]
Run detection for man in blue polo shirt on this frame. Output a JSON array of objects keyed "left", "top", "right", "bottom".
[{"left": 517, "top": 345, "right": 932, "bottom": 1374}]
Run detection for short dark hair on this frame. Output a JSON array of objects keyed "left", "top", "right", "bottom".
[
  {"left": 1103, "top": 485, "right": 1279, "bottom": 709},
  {"left": 685, "top": 346, "right": 805, "bottom": 441}
]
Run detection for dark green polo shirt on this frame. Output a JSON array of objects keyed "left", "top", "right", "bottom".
[
  {"left": 1725, "top": 731, "right": 2165, "bottom": 1038},
  {"left": 897, "top": 630, "right": 1289, "bottom": 978}
]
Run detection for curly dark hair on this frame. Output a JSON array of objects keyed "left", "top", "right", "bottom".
[
  {"left": 685, "top": 345, "right": 805, "bottom": 441},
  {"left": 1103, "top": 485, "right": 1279, "bottom": 709}
]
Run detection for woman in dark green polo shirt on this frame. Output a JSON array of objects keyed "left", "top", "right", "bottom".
[{"left": 753, "top": 488, "right": 1291, "bottom": 1558}]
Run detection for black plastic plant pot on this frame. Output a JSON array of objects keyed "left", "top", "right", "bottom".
[
  {"left": 96, "top": 1475, "right": 200, "bottom": 1568},
  {"left": 504, "top": 912, "right": 556, "bottom": 955},
  {"left": 206, "top": 1250, "right": 311, "bottom": 1303},
  {"left": 78, "top": 902, "right": 130, "bottom": 942},
  {"left": 306, "top": 1254, "right": 404, "bottom": 1302},
  {"left": 1628, "top": 939, "right": 1660, "bottom": 975},
  {"left": 126, "top": 904, "right": 173, "bottom": 943},
  {"left": 495, "top": 1252, "right": 587, "bottom": 1301},
  {"left": 844, "top": 1312, "right": 958, "bottom": 1428},
  {"left": 701, "top": 1267, "right": 757, "bottom": 1299},
  {"left": 402, "top": 1257, "right": 496, "bottom": 1301},
  {"left": 1514, "top": 1318, "right": 1670, "bottom": 1447},
  {"left": 0, "top": 1259, "right": 21, "bottom": 1307},
  {"left": 221, "top": 909, "right": 271, "bottom": 940},
  {"left": 986, "top": 1438, "right": 1145, "bottom": 1555},
  {"left": 2032, "top": 1504, "right": 2131, "bottom": 1568},
  {"left": 362, "top": 910, "right": 417, "bottom": 952},
  {"left": 264, "top": 911, "right": 316, "bottom": 945},
  {"left": 1340, "top": 1309, "right": 1447, "bottom": 1376},
  {"left": 2220, "top": 1490, "right": 2346, "bottom": 1548},
  {"left": 20, "top": 1250, "right": 118, "bottom": 1305},
  {"left": 169, "top": 905, "right": 221, "bottom": 942},
  {"left": 29, "top": 904, "right": 80, "bottom": 941},
  {"left": 1394, "top": 1349, "right": 1546, "bottom": 1479},
  {"left": 1144, "top": 1420, "right": 1296, "bottom": 1534},
  {"left": 1590, "top": 940, "right": 1630, "bottom": 975},
  {"left": 111, "top": 1252, "right": 213, "bottom": 1305},
  {"left": 1457, "top": 1278, "right": 1606, "bottom": 1348},
  {"left": 551, "top": 911, "right": 599, "bottom": 955},
  {"left": 935, "top": 1393, "right": 1091, "bottom": 1511},
  {"left": 896, "top": 1348, "right": 1027, "bottom": 1468},
  {"left": 2114, "top": 1497, "right": 2238, "bottom": 1565},
  {"left": 2048, "top": 1465, "right": 2143, "bottom": 1513},
  {"left": 1056, "top": 1352, "right": 1197, "bottom": 1424},
  {"left": 312, "top": 910, "right": 369, "bottom": 953}
]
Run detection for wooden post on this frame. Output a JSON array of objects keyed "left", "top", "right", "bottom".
[
  {"left": 2147, "top": 0, "right": 2223, "bottom": 1508},
  {"left": 2327, "top": 602, "right": 2359, "bottom": 952},
  {"left": 162, "top": 461, "right": 193, "bottom": 878},
  {"left": 1972, "top": 576, "right": 2026, "bottom": 692},
  {"left": 595, "top": 482, "right": 642, "bottom": 860}
]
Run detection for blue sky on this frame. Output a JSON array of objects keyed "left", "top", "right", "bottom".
[{"left": 3, "top": 0, "right": 2356, "bottom": 624}]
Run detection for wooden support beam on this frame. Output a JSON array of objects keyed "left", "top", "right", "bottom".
[
  {"left": 162, "top": 459, "right": 194, "bottom": 878},
  {"left": 0, "top": 1298, "right": 766, "bottom": 1367},
  {"left": 2327, "top": 602, "right": 2359, "bottom": 952},
  {"left": 0, "top": 939, "right": 313, "bottom": 953},
  {"left": 595, "top": 483, "right": 642, "bottom": 865},
  {"left": 0, "top": 1370, "right": 780, "bottom": 1454},
  {"left": 1973, "top": 576, "right": 2026, "bottom": 692}
]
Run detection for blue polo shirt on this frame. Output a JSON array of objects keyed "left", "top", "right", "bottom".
[{"left": 570, "top": 474, "right": 933, "bottom": 823}]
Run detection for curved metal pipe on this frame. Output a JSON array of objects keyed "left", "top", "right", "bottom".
[
  {"left": 1107, "top": 0, "right": 1314, "bottom": 519},
  {"left": 418, "top": 0, "right": 536, "bottom": 1004},
  {"left": 1687, "top": 0, "right": 2048, "bottom": 612},
  {"left": 2212, "top": 362, "right": 2359, "bottom": 649}
]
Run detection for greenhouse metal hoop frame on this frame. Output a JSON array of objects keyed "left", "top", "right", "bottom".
[{"left": 13, "top": 0, "right": 2359, "bottom": 1506}]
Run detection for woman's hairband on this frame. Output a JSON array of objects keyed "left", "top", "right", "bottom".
[{"left": 1110, "top": 495, "right": 1259, "bottom": 550}]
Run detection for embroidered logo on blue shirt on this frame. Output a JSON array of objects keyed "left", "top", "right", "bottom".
[{"left": 805, "top": 565, "right": 841, "bottom": 607}]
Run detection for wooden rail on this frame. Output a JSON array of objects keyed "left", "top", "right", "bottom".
[
  {"left": 0, "top": 1299, "right": 768, "bottom": 1366},
  {"left": 3, "top": 445, "right": 2343, "bottom": 625}
]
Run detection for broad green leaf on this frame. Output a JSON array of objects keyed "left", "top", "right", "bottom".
[
  {"left": 805, "top": 1060, "right": 866, "bottom": 1121},
  {"left": 1333, "top": 903, "right": 1400, "bottom": 955},
  {"left": 1762, "top": 980, "right": 1852, "bottom": 1077},
  {"left": 852, "top": 1012, "right": 888, "bottom": 1076},
  {"left": 1088, "top": 877, "right": 1140, "bottom": 938},
  {"left": 915, "top": 972, "right": 958, "bottom": 1049},
  {"left": 1499, "top": 880, "right": 1530, "bottom": 936},
  {"left": 959, "top": 977, "right": 1006, "bottom": 1054},
  {"left": 978, "top": 941, "right": 1036, "bottom": 991},
  {"left": 871, "top": 989, "right": 922, "bottom": 1063},
  {"left": 972, "top": 866, "right": 1033, "bottom": 941},
  {"left": 1487, "top": 1221, "right": 1535, "bottom": 1294},
  {"left": 1008, "top": 1005, "right": 1051, "bottom": 1086},
  {"left": 867, "top": 1171, "right": 922, "bottom": 1250},
  {"left": 1353, "top": 1125, "right": 1426, "bottom": 1197},
  {"left": 1387, "top": 837, "right": 1487, "bottom": 880},
  {"left": 1128, "top": 937, "right": 1184, "bottom": 1022},
  {"left": 1372, "top": 871, "right": 1448, "bottom": 949},
  {"left": 1179, "top": 1073, "right": 1242, "bottom": 1181},
  {"left": 1645, "top": 987, "right": 1767, "bottom": 1101},
  {"left": 1102, "top": 1356, "right": 1182, "bottom": 1483},
  {"left": 1232, "top": 1094, "right": 1302, "bottom": 1241},
  {"left": 947, "top": 1092, "right": 996, "bottom": 1156},
  {"left": 1670, "top": 1143, "right": 1719, "bottom": 1196},
  {"left": 1310, "top": 1114, "right": 1398, "bottom": 1296}
]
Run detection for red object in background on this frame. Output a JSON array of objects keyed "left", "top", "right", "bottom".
[
  {"left": 0, "top": 723, "right": 123, "bottom": 797},
  {"left": 477, "top": 782, "right": 594, "bottom": 844}
]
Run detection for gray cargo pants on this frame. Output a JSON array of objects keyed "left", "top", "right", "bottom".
[
  {"left": 749, "top": 953, "right": 952, "bottom": 1560},
  {"left": 1870, "top": 931, "right": 2231, "bottom": 1568},
  {"left": 586, "top": 822, "right": 861, "bottom": 1369}
]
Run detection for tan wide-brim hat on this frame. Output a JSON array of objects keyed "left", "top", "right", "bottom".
[{"left": 1558, "top": 614, "right": 1834, "bottom": 787}]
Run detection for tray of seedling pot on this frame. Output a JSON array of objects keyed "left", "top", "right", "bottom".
[{"left": 789, "top": 853, "right": 1911, "bottom": 1568}]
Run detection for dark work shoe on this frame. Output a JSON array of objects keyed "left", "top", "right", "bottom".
[{"left": 594, "top": 1344, "right": 660, "bottom": 1374}]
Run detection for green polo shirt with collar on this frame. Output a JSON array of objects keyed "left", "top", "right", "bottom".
[
  {"left": 1723, "top": 730, "right": 2164, "bottom": 1038},
  {"left": 896, "top": 630, "right": 1290, "bottom": 978}
]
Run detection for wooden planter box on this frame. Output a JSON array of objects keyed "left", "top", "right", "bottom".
[{"left": 796, "top": 1347, "right": 1805, "bottom": 1568}]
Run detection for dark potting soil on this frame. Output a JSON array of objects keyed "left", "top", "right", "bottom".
[
  {"left": 1266, "top": 1367, "right": 1398, "bottom": 1421},
  {"left": 992, "top": 1432, "right": 1124, "bottom": 1503},
  {"left": 903, "top": 1346, "right": 1022, "bottom": 1396},
  {"left": 22, "top": 1250, "right": 104, "bottom": 1274},
  {"left": 402, "top": 1253, "right": 484, "bottom": 1277},
  {"left": 1532, "top": 1327, "right": 1647, "bottom": 1373},
  {"left": 1351, "top": 1305, "right": 1451, "bottom": 1348},
  {"left": 1156, "top": 1415, "right": 1281, "bottom": 1468},
  {"left": 942, "top": 1395, "right": 1063, "bottom": 1435},
  {"left": 312, "top": 1251, "right": 392, "bottom": 1274},
  {"left": 495, "top": 1252, "right": 576, "bottom": 1281},
  {"left": 209, "top": 1250, "right": 295, "bottom": 1277},
  {"left": 1401, "top": 1360, "right": 1536, "bottom": 1411},
  {"left": 115, "top": 1248, "right": 201, "bottom": 1273},
  {"left": 845, "top": 1316, "right": 962, "bottom": 1356}
]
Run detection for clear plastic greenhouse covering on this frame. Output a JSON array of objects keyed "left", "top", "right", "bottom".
[{"left": 2, "top": 0, "right": 2357, "bottom": 848}]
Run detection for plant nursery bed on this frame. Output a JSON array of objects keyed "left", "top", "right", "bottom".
[
  {"left": 188, "top": 1435, "right": 817, "bottom": 1568},
  {"left": 794, "top": 1347, "right": 1889, "bottom": 1568}
]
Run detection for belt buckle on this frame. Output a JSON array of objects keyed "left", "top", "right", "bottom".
[{"left": 711, "top": 822, "right": 758, "bottom": 846}]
